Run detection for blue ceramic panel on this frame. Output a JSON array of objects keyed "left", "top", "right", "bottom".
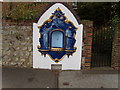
[
  {"left": 51, "top": 31, "right": 63, "bottom": 48},
  {"left": 37, "top": 8, "right": 77, "bottom": 63}
]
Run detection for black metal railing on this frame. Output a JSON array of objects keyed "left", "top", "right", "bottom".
[{"left": 91, "top": 26, "right": 115, "bottom": 67}]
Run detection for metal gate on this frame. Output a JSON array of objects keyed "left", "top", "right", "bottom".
[{"left": 91, "top": 26, "right": 114, "bottom": 67}]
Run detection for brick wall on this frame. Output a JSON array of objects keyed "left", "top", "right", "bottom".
[
  {"left": 2, "top": 23, "right": 93, "bottom": 69},
  {"left": 81, "top": 20, "right": 93, "bottom": 70},
  {"left": 112, "top": 29, "right": 120, "bottom": 70},
  {"left": 2, "top": 21, "right": 94, "bottom": 70}
]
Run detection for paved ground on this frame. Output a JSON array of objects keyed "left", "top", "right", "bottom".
[
  {"left": 2, "top": 67, "right": 56, "bottom": 88},
  {"left": 2, "top": 67, "right": 119, "bottom": 89},
  {"left": 59, "top": 70, "right": 119, "bottom": 88}
]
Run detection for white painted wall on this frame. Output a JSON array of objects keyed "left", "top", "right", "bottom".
[{"left": 33, "top": 3, "right": 83, "bottom": 70}]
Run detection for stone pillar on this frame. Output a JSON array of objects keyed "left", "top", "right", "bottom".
[
  {"left": 112, "top": 29, "right": 120, "bottom": 70},
  {"left": 81, "top": 20, "right": 93, "bottom": 70}
]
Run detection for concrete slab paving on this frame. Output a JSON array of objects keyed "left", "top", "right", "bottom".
[
  {"left": 2, "top": 67, "right": 119, "bottom": 89},
  {"left": 59, "top": 71, "right": 119, "bottom": 88},
  {"left": 2, "top": 67, "right": 56, "bottom": 88}
]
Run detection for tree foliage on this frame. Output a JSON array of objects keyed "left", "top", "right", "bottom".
[{"left": 77, "top": 2, "right": 120, "bottom": 27}]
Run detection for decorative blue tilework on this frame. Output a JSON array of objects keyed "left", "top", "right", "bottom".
[{"left": 38, "top": 8, "right": 77, "bottom": 63}]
